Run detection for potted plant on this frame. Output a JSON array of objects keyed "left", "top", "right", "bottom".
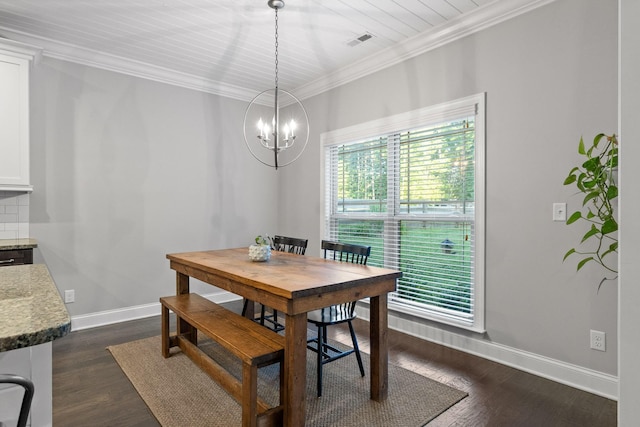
[
  {"left": 248, "top": 235, "right": 272, "bottom": 262},
  {"left": 563, "top": 133, "right": 618, "bottom": 288}
]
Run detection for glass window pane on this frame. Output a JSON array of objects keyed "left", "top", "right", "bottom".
[{"left": 336, "top": 138, "right": 388, "bottom": 214}]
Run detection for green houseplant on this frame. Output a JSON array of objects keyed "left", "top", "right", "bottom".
[{"left": 563, "top": 133, "right": 618, "bottom": 285}]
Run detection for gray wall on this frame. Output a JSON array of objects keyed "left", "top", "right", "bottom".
[
  {"left": 29, "top": 58, "right": 279, "bottom": 314},
  {"left": 278, "top": 0, "right": 618, "bottom": 375}
]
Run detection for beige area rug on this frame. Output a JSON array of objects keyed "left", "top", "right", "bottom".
[{"left": 107, "top": 335, "right": 467, "bottom": 426}]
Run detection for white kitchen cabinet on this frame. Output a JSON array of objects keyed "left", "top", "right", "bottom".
[{"left": 0, "top": 40, "right": 39, "bottom": 192}]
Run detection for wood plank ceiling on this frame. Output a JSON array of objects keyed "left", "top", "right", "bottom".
[{"left": 0, "top": 0, "right": 552, "bottom": 101}]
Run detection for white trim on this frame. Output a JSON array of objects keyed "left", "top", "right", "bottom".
[
  {"left": 356, "top": 304, "right": 619, "bottom": 400},
  {"left": 321, "top": 93, "right": 483, "bottom": 146},
  {"left": 321, "top": 93, "right": 486, "bottom": 332},
  {"left": 69, "top": 290, "right": 241, "bottom": 331},
  {"left": 0, "top": 38, "right": 42, "bottom": 62},
  {"left": 0, "top": 1, "right": 555, "bottom": 102},
  {"left": 0, "top": 27, "right": 256, "bottom": 101}
]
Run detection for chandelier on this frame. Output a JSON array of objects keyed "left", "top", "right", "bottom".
[{"left": 243, "top": 0, "right": 309, "bottom": 170}]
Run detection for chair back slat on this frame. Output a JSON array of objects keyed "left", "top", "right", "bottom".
[
  {"left": 321, "top": 240, "right": 371, "bottom": 265},
  {"left": 273, "top": 235, "right": 308, "bottom": 255},
  {"left": 319, "top": 302, "right": 356, "bottom": 320}
]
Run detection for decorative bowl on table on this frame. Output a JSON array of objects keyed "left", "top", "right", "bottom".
[{"left": 248, "top": 244, "right": 271, "bottom": 262}]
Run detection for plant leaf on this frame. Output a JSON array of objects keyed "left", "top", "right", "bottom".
[
  {"left": 578, "top": 137, "right": 586, "bottom": 154},
  {"left": 567, "top": 211, "right": 582, "bottom": 224},
  {"left": 581, "top": 225, "right": 599, "bottom": 243},
  {"left": 583, "top": 158, "right": 599, "bottom": 172},
  {"left": 563, "top": 174, "right": 577, "bottom": 185},
  {"left": 593, "top": 133, "right": 605, "bottom": 148},
  {"left": 563, "top": 248, "right": 576, "bottom": 261},
  {"left": 606, "top": 185, "right": 618, "bottom": 199},
  {"left": 582, "top": 191, "right": 600, "bottom": 205},
  {"left": 601, "top": 219, "right": 618, "bottom": 234},
  {"left": 577, "top": 257, "right": 594, "bottom": 271}
]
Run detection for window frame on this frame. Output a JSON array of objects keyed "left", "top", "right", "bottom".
[{"left": 320, "top": 93, "right": 486, "bottom": 332}]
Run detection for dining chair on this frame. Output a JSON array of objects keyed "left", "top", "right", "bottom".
[
  {"left": 241, "top": 235, "right": 308, "bottom": 332},
  {"left": 306, "top": 240, "right": 370, "bottom": 397},
  {"left": 0, "top": 374, "right": 34, "bottom": 427}
]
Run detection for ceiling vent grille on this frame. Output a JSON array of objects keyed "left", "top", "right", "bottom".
[{"left": 347, "top": 33, "right": 373, "bottom": 47}]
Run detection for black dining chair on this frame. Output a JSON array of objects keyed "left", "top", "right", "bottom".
[
  {"left": 0, "top": 374, "right": 34, "bottom": 427},
  {"left": 242, "top": 235, "right": 308, "bottom": 332},
  {"left": 306, "top": 240, "right": 370, "bottom": 397}
]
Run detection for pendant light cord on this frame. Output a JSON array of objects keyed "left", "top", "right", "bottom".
[{"left": 274, "top": 8, "right": 279, "bottom": 90}]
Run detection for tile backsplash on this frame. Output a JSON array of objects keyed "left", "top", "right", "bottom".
[{"left": 0, "top": 191, "right": 29, "bottom": 239}]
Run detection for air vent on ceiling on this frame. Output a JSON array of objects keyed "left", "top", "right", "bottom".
[{"left": 346, "top": 33, "right": 374, "bottom": 47}]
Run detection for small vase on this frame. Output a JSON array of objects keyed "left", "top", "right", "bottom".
[{"left": 248, "top": 244, "right": 271, "bottom": 262}]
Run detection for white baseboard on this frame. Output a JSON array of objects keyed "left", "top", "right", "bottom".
[
  {"left": 68, "top": 293, "right": 618, "bottom": 401},
  {"left": 69, "top": 291, "right": 241, "bottom": 331},
  {"left": 355, "top": 304, "right": 618, "bottom": 401}
]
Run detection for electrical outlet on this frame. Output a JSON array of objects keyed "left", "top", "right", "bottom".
[
  {"left": 553, "top": 202, "right": 567, "bottom": 221},
  {"left": 64, "top": 289, "right": 75, "bottom": 303},
  {"left": 590, "top": 330, "right": 606, "bottom": 352}
]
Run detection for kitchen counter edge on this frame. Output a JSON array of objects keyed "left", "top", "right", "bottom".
[{"left": 0, "top": 264, "right": 71, "bottom": 352}]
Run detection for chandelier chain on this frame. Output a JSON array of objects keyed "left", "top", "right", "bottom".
[{"left": 274, "top": 8, "right": 279, "bottom": 89}]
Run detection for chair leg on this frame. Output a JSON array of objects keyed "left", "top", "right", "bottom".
[
  {"left": 241, "top": 298, "right": 249, "bottom": 317},
  {"left": 260, "top": 304, "right": 267, "bottom": 326},
  {"left": 316, "top": 325, "right": 324, "bottom": 397},
  {"left": 348, "top": 321, "right": 365, "bottom": 377}
]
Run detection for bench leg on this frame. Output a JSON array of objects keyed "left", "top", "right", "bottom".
[
  {"left": 161, "top": 303, "right": 170, "bottom": 358},
  {"left": 177, "top": 317, "right": 197, "bottom": 346},
  {"left": 241, "top": 363, "right": 258, "bottom": 427}
]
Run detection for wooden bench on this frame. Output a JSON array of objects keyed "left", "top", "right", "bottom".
[{"left": 160, "top": 293, "right": 285, "bottom": 427}]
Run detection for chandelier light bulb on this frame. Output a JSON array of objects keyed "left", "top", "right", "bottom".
[{"left": 257, "top": 118, "right": 264, "bottom": 138}]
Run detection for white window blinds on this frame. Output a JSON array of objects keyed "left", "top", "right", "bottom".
[{"left": 322, "top": 93, "right": 485, "bottom": 332}]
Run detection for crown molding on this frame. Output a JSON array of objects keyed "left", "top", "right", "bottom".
[
  {"left": 0, "top": 0, "right": 556, "bottom": 102},
  {"left": 293, "top": 0, "right": 557, "bottom": 101},
  {"left": 0, "top": 27, "right": 257, "bottom": 101},
  {"left": 0, "top": 37, "right": 42, "bottom": 62}
]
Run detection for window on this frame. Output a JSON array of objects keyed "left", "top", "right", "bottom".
[{"left": 321, "top": 94, "right": 485, "bottom": 332}]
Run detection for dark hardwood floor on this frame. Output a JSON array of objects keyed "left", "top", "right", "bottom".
[{"left": 53, "top": 301, "right": 617, "bottom": 426}]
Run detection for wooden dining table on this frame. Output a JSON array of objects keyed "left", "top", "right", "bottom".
[{"left": 166, "top": 247, "right": 402, "bottom": 427}]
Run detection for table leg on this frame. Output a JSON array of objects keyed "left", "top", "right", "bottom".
[
  {"left": 176, "top": 272, "right": 193, "bottom": 341},
  {"left": 284, "top": 312, "right": 307, "bottom": 427},
  {"left": 369, "top": 293, "right": 389, "bottom": 401},
  {"left": 176, "top": 272, "right": 189, "bottom": 295}
]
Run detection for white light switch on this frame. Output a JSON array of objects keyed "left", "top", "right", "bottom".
[{"left": 553, "top": 203, "right": 567, "bottom": 221}]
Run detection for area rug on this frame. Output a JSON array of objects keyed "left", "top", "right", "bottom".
[{"left": 107, "top": 335, "right": 466, "bottom": 426}]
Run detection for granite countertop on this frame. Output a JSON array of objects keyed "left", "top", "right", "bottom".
[
  {"left": 0, "top": 264, "right": 71, "bottom": 352},
  {"left": 0, "top": 238, "right": 38, "bottom": 250}
]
